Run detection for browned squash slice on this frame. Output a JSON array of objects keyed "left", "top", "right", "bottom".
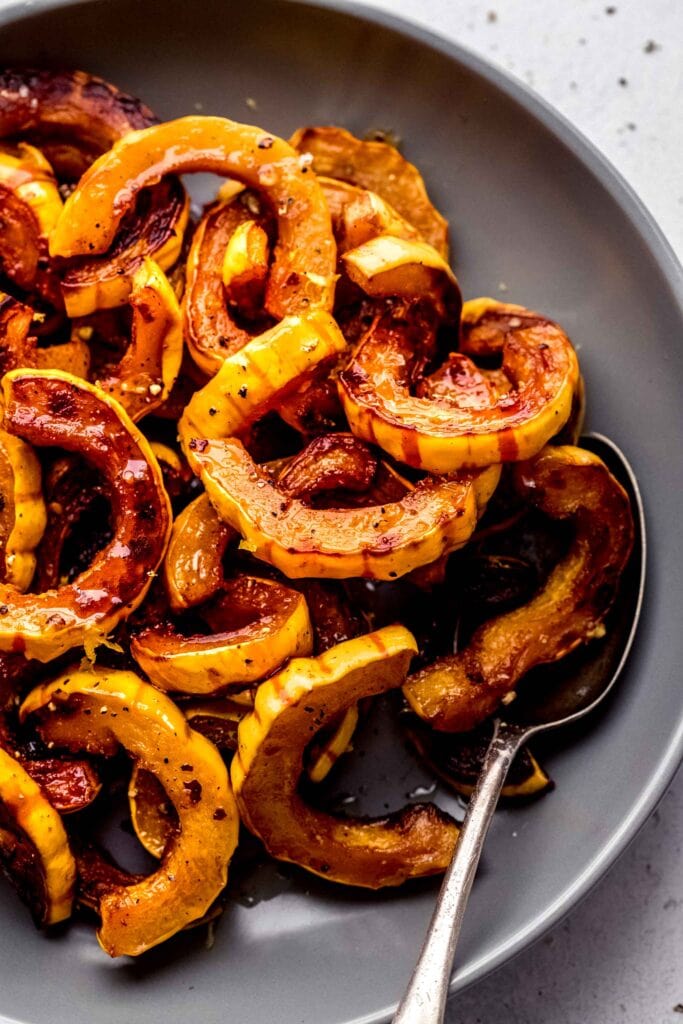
[
  {"left": 179, "top": 310, "right": 347, "bottom": 446},
  {"left": 404, "top": 444, "right": 634, "bottom": 731},
  {"left": 50, "top": 115, "right": 337, "bottom": 320},
  {"left": 342, "top": 235, "right": 460, "bottom": 323},
  {"left": 60, "top": 180, "right": 189, "bottom": 318},
  {"left": 0, "top": 142, "right": 63, "bottom": 235},
  {"left": 183, "top": 194, "right": 274, "bottom": 376},
  {"left": 0, "top": 370, "right": 171, "bottom": 661},
  {"left": 0, "top": 420, "right": 46, "bottom": 592},
  {"left": 0, "top": 746, "right": 76, "bottom": 925},
  {"left": 163, "top": 492, "right": 236, "bottom": 612},
  {"left": 339, "top": 297, "right": 579, "bottom": 472},
  {"left": 291, "top": 125, "right": 449, "bottom": 256},
  {"left": 232, "top": 626, "right": 458, "bottom": 886},
  {"left": 128, "top": 765, "right": 178, "bottom": 861},
  {"left": 0, "top": 68, "right": 159, "bottom": 178},
  {"left": 91, "top": 258, "right": 183, "bottom": 422},
  {"left": 0, "top": 69, "right": 188, "bottom": 313},
  {"left": 188, "top": 435, "right": 499, "bottom": 580},
  {"left": 22, "top": 758, "right": 102, "bottom": 814},
  {"left": 21, "top": 667, "right": 239, "bottom": 957},
  {"left": 131, "top": 575, "right": 313, "bottom": 695}
]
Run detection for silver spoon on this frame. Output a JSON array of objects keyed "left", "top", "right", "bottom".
[{"left": 392, "top": 433, "right": 646, "bottom": 1024}]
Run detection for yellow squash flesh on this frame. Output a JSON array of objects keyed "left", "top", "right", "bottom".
[
  {"left": 179, "top": 311, "right": 347, "bottom": 448},
  {"left": 232, "top": 626, "right": 458, "bottom": 887},
  {"left": 190, "top": 436, "right": 499, "bottom": 580},
  {"left": 131, "top": 576, "right": 314, "bottom": 695},
  {"left": 0, "top": 747, "right": 76, "bottom": 926},
  {"left": 21, "top": 668, "right": 239, "bottom": 957},
  {"left": 0, "top": 429, "right": 47, "bottom": 591},
  {"left": 93, "top": 258, "right": 184, "bottom": 422},
  {"left": 0, "top": 142, "right": 63, "bottom": 235}
]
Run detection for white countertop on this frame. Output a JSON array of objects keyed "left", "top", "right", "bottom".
[{"left": 359, "top": 1, "right": 683, "bottom": 1021}]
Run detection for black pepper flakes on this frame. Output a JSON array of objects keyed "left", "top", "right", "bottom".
[{"left": 183, "top": 779, "right": 203, "bottom": 804}]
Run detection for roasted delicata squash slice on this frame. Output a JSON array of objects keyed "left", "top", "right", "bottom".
[
  {"left": 0, "top": 68, "right": 159, "bottom": 178},
  {"left": 342, "top": 234, "right": 461, "bottom": 322},
  {"left": 91, "top": 258, "right": 183, "bottom": 421},
  {"left": 0, "top": 290, "right": 89, "bottom": 378},
  {"left": 319, "top": 177, "right": 421, "bottom": 253},
  {"left": 0, "top": 428, "right": 46, "bottom": 592},
  {"left": 179, "top": 311, "right": 347, "bottom": 447},
  {"left": 21, "top": 758, "right": 102, "bottom": 815},
  {"left": 0, "top": 292, "right": 34, "bottom": 373},
  {"left": 306, "top": 703, "right": 360, "bottom": 784},
  {"left": 21, "top": 668, "right": 239, "bottom": 957},
  {"left": 129, "top": 698, "right": 250, "bottom": 859},
  {"left": 0, "top": 370, "right": 171, "bottom": 661},
  {"left": 183, "top": 194, "right": 273, "bottom": 375},
  {"left": 163, "top": 492, "right": 236, "bottom": 612},
  {"left": 50, "top": 115, "right": 337, "bottom": 319},
  {"left": 277, "top": 431, "right": 379, "bottom": 500},
  {"left": 291, "top": 125, "right": 449, "bottom": 256},
  {"left": 404, "top": 445, "right": 634, "bottom": 731},
  {"left": 221, "top": 217, "right": 270, "bottom": 314},
  {"left": 339, "top": 298, "right": 580, "bottom": 472},
  {"left": 0, "top": 747, "right": 76, "bottom": 926},
  {"left": 232, "top": 626, "right": 458, "bottom": 886},
  {"left": 0, "top": 141, "right": 63, "bottom": 235},
  {"left": 188, "top": 435, "right": 500, "bottom": 580},
  {"left": 131, "top": 575, "right": 313, "bottom": 695},
  {"left": 128, "top": 765, "right": 178, "bottom": 861},
  {"left": 61, "top": 180, "right": 189, "bottom": 318},
  {"left": 183, "top": 698, "right": 250, "bottom": 750},
  {"left": 0, "top": 143, "right": 62, "bottom": 308},
  {"left": 0, "top": 69, "right": 188, "bottom": 313},
  {"left": 0, "top": 184, "right": 62, "bottom": 309}
]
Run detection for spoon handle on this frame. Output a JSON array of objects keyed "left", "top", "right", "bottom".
[{"left": 392, "top": 720, "right": 526, "bottom": 1024}]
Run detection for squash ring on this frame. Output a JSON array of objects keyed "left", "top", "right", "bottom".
[
  {"left": 0, "top": 746, "right": 76, "bottom": 925},
  {"left": 0, "top": 370, "right": 171, "bottom": 661},
  {"left": 131, "top": 575, "right": 314, "bottom": 695},
  {"left": 182, "top": 195, "right": 273, "bottom": 375},
  {"left": 0, "top": 69, "right": 188, "bottom": 314},
  {"left": 179, "top": 310, "right": 347, "bottom": 448},
  {"left": 231, "top": 626, "right": 458, "bottom": 887},
  {"left": 188, "top": 435, "right": 500, "bottom": 580},
  {"left": 291, "top": 125, "right": 449, "bottom": 257},
  {"left": 339, "top": 297, "right": 580, "bottom": 472},
  {"left": 20, "top": 667, "right": 239, "bottom": 957},
  {"left": 50, "top": 115, "right": 337, "bottom": 320},
  {"left": 91, "top": 258, "right": 184, "bottom": 422},
  {"left": 404, "top": 444, "right": 635, "bottom": 731}
]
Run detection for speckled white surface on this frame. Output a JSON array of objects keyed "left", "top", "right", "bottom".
[{"left": 357, "top": 1, "right": 683, "bottom": 1021}]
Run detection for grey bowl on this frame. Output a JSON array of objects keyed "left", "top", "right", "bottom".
[{"left": 0, "top": 2, "right": 682, "bottom": 1023}]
